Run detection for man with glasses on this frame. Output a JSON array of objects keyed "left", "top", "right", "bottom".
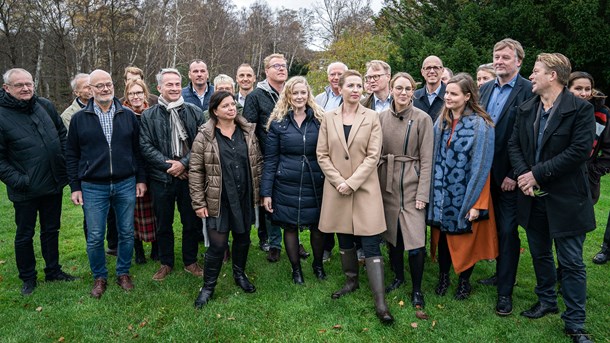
[
  {"left": 66, "top": 69, "right": 147, "bottom": 299},
  {"left": 182, "top": 59, "right": 214, "bottom": 111},
  {"left": 0, "top": 68, "right": 77, "bottom": 295},
  {"left": 140, "top": 68, "right": 205, "bottom": 281},
  {"left": 315, "top": 62, "right": 348, "bottom": 111},
  {"left": 413, "top": 55, "right": 446, "bottom": 121},
  {"left": 361, "top": 60, "right": 392, "bottom": 113}
]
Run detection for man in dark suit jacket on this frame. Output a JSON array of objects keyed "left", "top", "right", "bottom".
[
  {"left": 478, "top": 38, "right": 533, "bottom": 316},
  {"left": 413, "top": 55, "right": 446, "bottom": 121},
  {"left": 508, "top": 53, "right": 595, "bottom": 343}
]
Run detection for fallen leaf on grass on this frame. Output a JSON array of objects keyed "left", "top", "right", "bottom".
[
  {"left": 128, "top": 324, "right": 133, "bottom": 331},
  {"left": 317, "top": 329, "right": 327, "bottom": 334},
  {"left": 139, "top": 321, "right": 147, "bottom": 328},
  {"left": 432, "top": 320, "right": 437, "bottom": 328},
  {"left": 58, "top": 337, "right": 65, "bottom": 342},
  {"left": 415, "top": 311, "right": 429, "bottom": 320},
  {"left": 362, "top": 328, "right": 369, "bottom": 332},
  {"left": 410, "top": 322, "right": 418, "bottom": 328},
  {"left": 0, "top": 260, "right": 6, "bottom": 264},
  {"left": 520, "top": 247, "right": 526, "bottom": 254},
  {"left": 216, "top": 314, "right": 222, "bottom": 318},
  {"left": 0, "top": 275, "right": 3, "bottom": 282},
  {"left": 133, "top": 333, "right": 139, "bottom": 338},
  {"left": 36, "top": 306, "right": 43, "bottom": 312},
  {"left": 227, "top": 317, "right": 235, "bottom": 321},
  {"left": 398, "top": 300, "right": 405, "bottom": 307},
  {"left": 437, "top": 304, "right": 444, "bottom": 309},
  {"left": 70, "top": 266, "right": 77, "bottom": 271},
  {"left": 332, "top": 324, "right": 342, "bottom": 330}
]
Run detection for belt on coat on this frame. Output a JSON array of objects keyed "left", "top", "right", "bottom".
[{"left": 379, "top": 154, "right": 419, "bottom": 193}]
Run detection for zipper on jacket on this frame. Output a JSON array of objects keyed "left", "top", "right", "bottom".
[
  {"left": 296, "top": 119, "right": 309, "bottom": 227},
  {"left": 400, "top": 120, "right": 414, "bottom": 210},
  {"left": 109, "top": 144, "right": 113, "bottom": 176}
]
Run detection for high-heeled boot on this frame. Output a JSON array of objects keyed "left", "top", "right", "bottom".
[
  {"left": 365, "top": 256, "right": 394, "bottom": 324},
  {"left": 331, "top": 248, "right": 359, "bottom": 299}
]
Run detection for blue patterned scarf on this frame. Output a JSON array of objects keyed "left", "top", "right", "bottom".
[{"left": 426, "top": 113, "right": 494, "bottom": 234}]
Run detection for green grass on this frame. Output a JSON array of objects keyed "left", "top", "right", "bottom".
[{"left": 0, "top": 180, "right": 609, "bottom": 343}]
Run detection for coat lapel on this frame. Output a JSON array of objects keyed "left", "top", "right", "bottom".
[
  {"left": 332, "top": 107, "right": 349, "bottom": 154},
  {"left": 347, "top": 105, "right": 366, "bottom": 148},
  {"left": 539, "top": 90, "right": 573, "bottom": 150},
  {"left": 497, "top": 77, "right": 523, "bottom": 123}
]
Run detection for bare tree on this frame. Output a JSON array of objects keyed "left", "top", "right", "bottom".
[{"left": 313, "top": 0, "right": 374, "bottom": 47}]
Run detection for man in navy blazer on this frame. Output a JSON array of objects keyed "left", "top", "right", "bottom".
[
  {"left": 413, "top": 55, "right": 446, "bottom": 121},
  {"left": 478, "top": 38, "right": 533, "bottom": 316}
]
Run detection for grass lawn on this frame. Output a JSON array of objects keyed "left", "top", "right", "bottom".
[{"left": 0, "top": 180, "right": 609, "bottom": 343}]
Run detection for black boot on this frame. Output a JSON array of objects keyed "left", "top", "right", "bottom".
[
  {"left": 385, "top": 278, "right": 404, "bottom": 294},
  {"left": 408, "top": 248, "right": 425, "bottom": 308},
  {"left": 194, "top": 253, "right": 223, "bottom": 309},
  {"left": 292, "top": 263, "right": 304, "bottom": 285},
  {"left": 332, "top": 248, "right": 360, "bottom": 299},
  {"left": 365, "top": 256, "right": 394, "bottom": 324},
  {"left": 232, "top": 243, "right": 256, "bottom": 293},
  {"left": 312, "top": 262, "right": 327, "bottom": 280},
  {"left": 592, "top": 243, "right": 609, "bottom": 264},
  {"left": 455, "top": 276, "right": 472, "bottom": 300},
  {"left": 134, "top": 239, "right": 146, "bottom": 264},
  {"left": 435, "top": 272, "right": 450, "bottom": 296}
]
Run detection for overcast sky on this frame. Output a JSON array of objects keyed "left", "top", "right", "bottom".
[{"left": 232, "top": 0, "right": 384, "bottom": 13}]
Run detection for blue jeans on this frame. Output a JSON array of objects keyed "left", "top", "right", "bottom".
[{"left": 82, "top": 177, "right": 136, "bottom": 279}]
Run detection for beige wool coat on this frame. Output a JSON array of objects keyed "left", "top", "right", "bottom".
[
  {"left": 316, "top": 104, "right": 386, "bottom": 236},
  {"left": 378, "top": 103, "right": 433, "bottom": 250}
]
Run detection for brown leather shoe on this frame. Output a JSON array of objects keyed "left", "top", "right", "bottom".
[
  {"left": 90, "top": 278, "right": 107, "bottom": 299},
  {"left": 116, "top": 274, "right": 134, "bottom": 291},
  {"left": 184, "top": 263, "right": 203, "bottom": 277},
  {"left": 152, "top": 265, "right": 172, "bottom": 281}
]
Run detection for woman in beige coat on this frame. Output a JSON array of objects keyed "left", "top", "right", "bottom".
[
  {"left": 379, "top": 73, "right": 433, "bottom": 309},
  {"left": 317, "top": 70, "right": 393, "bottom": 324}
]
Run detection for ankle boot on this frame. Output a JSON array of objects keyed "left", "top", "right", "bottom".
[
  {"left": 134, "top": 239, "right": 146, "bottom": 264},
  {"left": 232, "top": 243, "right": 256, "bottom": 293},
  {"left": 455, "top": 276, "right": 472, "bottom": 300},
  {"left": 365, "top": 256, "right": 394, "bottom": 324},
  {"left": 331, "top": 248, "right": 359, "bottom": 299},
  {"left": 194, "top": 253, "right": 223, "bottom": 309},
  {"left": 435, "top": 272, "right": 450, "bottom": 296},
  {"left": 292, "top": 263, "right": 304, "bottom": 284},
  {"left": 312, "top": 262, "right": 327, "bottom": 280}
]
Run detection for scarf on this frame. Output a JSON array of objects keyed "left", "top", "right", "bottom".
[{"left": 158, "top": 96, "right": 188, "bottom": 158}]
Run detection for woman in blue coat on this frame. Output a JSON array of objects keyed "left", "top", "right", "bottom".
[{"left": 261, "top": 76, "right": 326, "bottom": 284}]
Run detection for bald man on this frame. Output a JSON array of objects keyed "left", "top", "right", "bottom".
[
  {"left": 413, "top": 55, "right": 446, "bottom": 121},
  {"left": 66, "top": 69, "right": 147, "bottom": 299}
]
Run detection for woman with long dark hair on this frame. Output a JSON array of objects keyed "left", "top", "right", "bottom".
[
  {"left": 189, "top": 91, "right": 261, "bottom": 308},
  {"left": 427, "top": 73, "right": 498, "bottom": 300}
]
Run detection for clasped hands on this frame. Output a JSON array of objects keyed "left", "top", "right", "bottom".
[
  {"left": 166, "top": 159, "right": 188, "bottom": 179},
  {"left": 517, "top": 171, "right": 538, "bottom": 197}
]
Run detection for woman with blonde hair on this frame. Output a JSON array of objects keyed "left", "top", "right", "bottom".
[
  {"left": 123, "top": 79, "right": 158, "bottom": 264},
  {"left": 261, "top": 76, "right": 326, "bottom": 284},
  {"left": 427, "top": 73, "right": 498, "bottom": 300}
]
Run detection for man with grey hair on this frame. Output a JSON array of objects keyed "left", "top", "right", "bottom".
[
  {"left": 413, "top": 55, "right": 446, "bottom": 121},
  {"left": 140, "top": 68, "right": 205, "bottom": 281},
  {"left": 315, "top": 61, "right": 348, "bottom": 111},
  {"left": 182, "top": 60, "right": 214, "bottom": 111},
  {"left": 0, "top": 68, "right": 76, "bottom": 295},
  {"left": 362, "top": 60, "right": 392, "bottom": 112},
  {"left": 61, "top": 73, "right": 92, "bottom": 130}
]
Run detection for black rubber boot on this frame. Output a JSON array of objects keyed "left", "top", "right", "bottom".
[
  {"left": 365, "top": 256, "right": 394, "bottom": 324},
  {"left": 331, "top": 248, "right": 359, "bottom": 299}
]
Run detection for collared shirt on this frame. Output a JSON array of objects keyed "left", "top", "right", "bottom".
[
  {"left": 535, "top": 106, "right": 551, "bottom": 163},
  {"left": 486, "top": 75, "right": 518, "bottom": 124},
  {"left": 192, "top": 85, "right": 209, "bottom": 107},
  {"left": 374, "top": 94, "right": 391, "bottom": 113},
  {"left": 426, "top": 83, "right": 442, "bottom": 107},
  {"left": 76, "top": 98, "right": 87, "bottom": 109},
  {"left": 324, "top": 88, "right": 343, "bottom": 111},
  {"left": 93, "top": 102, "right": 116, "bottom": 145},
  {"left": 237, "top": 92, "right": 247, "bottom": 107}
]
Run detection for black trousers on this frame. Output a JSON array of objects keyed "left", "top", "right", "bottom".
[
  {"left": 13, "top": 193, "right": 63, "bottom": 282},
  {"left": 490, "top": 182, "right": 520, "bottom": 296},
  {"left": 337, "top": 233, "right": 381, "bottom": 257},
  {"left": 603, "top": 210, "right": 610, "bottom": 246},
  {"left": 150, "top": 179, "right": 201, "bottom": 268},
  {"left": 525, "top": 198, "right": 587, "bottom": 330}
]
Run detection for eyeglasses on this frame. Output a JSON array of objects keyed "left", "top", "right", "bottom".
[
  {"left": 127, "top": 91, "right": 144, "bottom": 97},
  {"left": 423, "top": 66, "right": 443, "bottom": 72},
  {"left": 91, "top": 82, "right": 114, "bottom": 91},
  {"left": 364, "top": 74, "right": 386, "bottom": 82},
  {"left": 268, "top": 63, "right": 287, "bottom": 70},
  {"left": 8, "top": 82, "right": 34, "bottom": 89}
]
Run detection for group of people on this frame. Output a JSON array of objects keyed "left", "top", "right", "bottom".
[{"left": 1, "top": 37, "right": 608, "bottom": 342}]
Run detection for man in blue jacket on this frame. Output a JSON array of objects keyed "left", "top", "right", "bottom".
[
  {"left": 181, "top": 59, "right": 214, "bottom": 111},
  {"left": 0, "top": 68, "right": 77, "bottom": 295},
  {"left": 66, "top": 69, "right": 147, "bottom": 299}
]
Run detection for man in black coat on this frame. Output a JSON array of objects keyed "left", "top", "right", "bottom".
[
  {"left": 508, "top": 53, "right": 595, "bottom": 343},
  {"left": 0, "top": 68, "right": 76, "bottom": 295},
  {"left": 478, "top": 38, "right": 533, "bottom": 316},
  {"left": 413, "top": 55, "right": 446, "bottom": 121}
]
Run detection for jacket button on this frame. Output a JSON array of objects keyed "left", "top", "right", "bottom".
[
  {"left": 345, "top": 156, "right": 349, "bottom": 160},
  {"left": 545, "top": 172, "right": 551, "bottom": 177}
]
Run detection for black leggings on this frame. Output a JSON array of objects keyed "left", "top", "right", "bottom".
[
  {"left": 437, "top": 231, "right": 474, "bottom": 280},
  {"left": 283, "top": 225, "right": 324, "bottom": 267},
  {"left": 207, "top": 229, "right": 250, "bottom": 258},
  {"left": 337, "top": 233, "right": 381, "bottom": 258}
]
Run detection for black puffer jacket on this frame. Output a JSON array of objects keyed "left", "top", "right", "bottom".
[
  {"left": 0, "top": 90, "right": 67, "bottom": 202},
  {"left": 243, "top": 79, "right": 280, "bottom": 155},
  {"left": 139, "top": 101, "right": 205, "bottom": 183}
]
